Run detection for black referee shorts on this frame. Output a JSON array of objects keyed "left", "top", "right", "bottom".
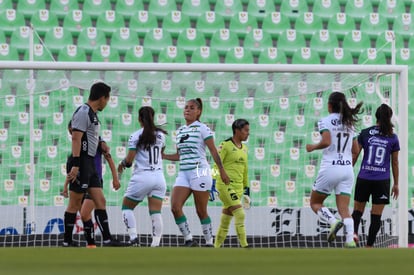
[
  {"left": 67, "top": 155, "right": 102, "bottom": 194},
  {"left": 354, "top": 177, "right": 391, "bottom": 205}
]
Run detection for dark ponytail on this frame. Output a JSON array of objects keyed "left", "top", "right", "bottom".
[
  {"left": 328, "top": 92, "right": 363, "bottom": 130},
  {"left": 375, "top": 104, "right": 394, "bottom": 136},
  {"left": 137, "top": 106, "right": 167, "bottom": 150}
]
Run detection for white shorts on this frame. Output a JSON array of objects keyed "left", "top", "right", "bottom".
[
  {"left": 124, "top": 170, "right": 166, "bottom": 202},
  {"left": 313, "top": 166, "right": 354, "bottom": 196},
  {"left": 174, "top": 169, "right": 212, "bottom": 191}
]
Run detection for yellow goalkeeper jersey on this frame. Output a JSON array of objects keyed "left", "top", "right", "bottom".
[{"left": 214, "top": 138, "right": 248, "bottom": 190}]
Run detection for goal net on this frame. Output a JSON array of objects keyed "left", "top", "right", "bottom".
[{"left": 0, "top": 61, "right": 408, "bottom": 248}]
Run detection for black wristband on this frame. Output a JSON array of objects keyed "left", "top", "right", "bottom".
[{"left": 72, "top": 157, "right": 80, "bottom": 167}]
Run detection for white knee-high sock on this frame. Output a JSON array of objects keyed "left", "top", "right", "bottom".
[
  {"left": 343, "top": 217, "right": 354, "bottom": 243},
  {"left": 150, "top": 212, "right": 163, "bottom": 247},
  {"left": 317, "top": 207, "right": 337, "bottom": 225},
  {"left": 122, "top": 209, "right": 137, "bottom": 240}
]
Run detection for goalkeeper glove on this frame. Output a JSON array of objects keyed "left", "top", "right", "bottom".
[
  {"left": 209, "top": 179, "right": 219, "bottom": 202},
  {"left": 243, "top": 187, "right": 251, "bottom": 209}
]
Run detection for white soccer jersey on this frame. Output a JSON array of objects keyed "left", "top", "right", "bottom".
[
  {"left": 318, "top": 113, "right": 356, "bottom": 169},
  {"left": 175, "top": 121, "right": 213, "bottom": 171},
  {"left": 128, "top": 129, "right": 166, "bottom": 174}
]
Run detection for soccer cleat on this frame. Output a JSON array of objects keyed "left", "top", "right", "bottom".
[
  {"left": 183, "top": 239, "right": 199, "bottom": 247},
  {"left": 353, "top": 233, "right": 359, "bottom": 244},
  {"left": 128, "top": 238, "right": 141, "bottom": 247},
  {"left": 86, "top": 244, "right": 97, "bottom": 249},
  {"left": 103, "top": 238, "right": 126, "bottom": 247},
  {"left": 327, "top": 220, "right": 344, "bottom": 243},
  {"left": 204, "top": 244, "right": 214, "bottom": 248},
  {"left": 344, "top": 241, "right": 357, "bottom": 248}
]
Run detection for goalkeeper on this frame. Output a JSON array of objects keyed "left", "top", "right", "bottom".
[{"left": 213, "top": 119, "right": 250, "bottom": 248}]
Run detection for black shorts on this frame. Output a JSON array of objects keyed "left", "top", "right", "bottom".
[
  {"left": 354, "top": 177, "right": 391, "bottom": 205},
  {"left": 67, "top": 155, "right": 102, "bottom": 194}
]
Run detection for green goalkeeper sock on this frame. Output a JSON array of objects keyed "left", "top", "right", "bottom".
[
  {"left": 214, "top": 213, "right": 232, "bottom": 248},
  {"left": 233, "top": 207, "right": 248, "bottom": 248}
]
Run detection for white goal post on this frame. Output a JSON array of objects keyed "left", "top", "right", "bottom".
[{"left": 0, "top": 61, "right": 408, "bottom": 248}]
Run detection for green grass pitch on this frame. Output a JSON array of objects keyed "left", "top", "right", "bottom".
[{"left": 1, "top": 247, "right": 414, "bottom": 275}]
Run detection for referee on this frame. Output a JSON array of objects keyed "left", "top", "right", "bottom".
[{"left": 63, "top": 82, "right": 115, "bottom": 248}]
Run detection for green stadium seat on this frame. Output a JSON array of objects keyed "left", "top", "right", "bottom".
[
  {"left": 396, "top": 48, "right": 414, "bottom": 65},
  {"left": 129, "top": 10, "right": 158, "bottom": 39},
  {"left": 342, "top": 30, "right": 371, "bottom": 58},
  {"left": 0, "top": 43, "right": 19, "bottom": 61},
  {"left": 57, "top": 44, "right": 87, "bottom": 62},
  {"left": 357, "top": 48, "right": 387, "bottom": 65},
  {"left": 326, "top": 12, "right": 356, "bottom": 41},
  {"left": 9, "top": 26, "right": 37, "bottom": 55},
  {"left": 359, "top": 13, "right": 389, "bottom": 40},
  {"left": 62, "top": 10, "right": 93, "bottom": 38},
  {"left": 181, "top": 0, "right": 211, "bottom": 21},
  {"left": 344, "top": 0, "right": 374, "bottom": 23},
  {"left": 158, "top": 46, "right": 187, "bottom": 63},
  {"left": 90, "top": 45, "right": 120, "bottom": 62},
  {"left": 210, "top": 28, "right": 239, "bottom": 57},
  {"left": 375, "top": 30, "right": 404, "bottom": 58},
  {"left": 43, "top": 26, "right": 74, "bottom": 54},
  {"left": 0, "top": 30, "right": 5, "bottom": 43},
  {"left": 242, "top": 29, "right": 273, "bottom": 57},
  {"left": 0, "top": 9, "right": 26, "bottom": 36},
  {"left": 228, "top": 11, "right": 258, "bottom": 39},
  {"left": 30, "top": 9, "right": 59, "bottom": 37},
  {"left": 261, "top": 12, "right": 290, "bottom": 41},
  {"left": 324, "top": 48, "right": 354, "bottom": 64},
  {"left": 76, "top": 27, "right": 106, "bottom": 55},
  {"left": 36, "top": 70, "right": 67, "bottom": 92},
  {"left": 23, "top": 43, "right": 55, "bottom": 61},
  {"left": 82, "top": 0, "right": 112, "bottom": 20},
  {"left": 143, "top": 28, "right": 173, "bottom": 56},
  {"left": 246, "top": 0, "right": 276, "bottom": 23},
  {"left": 257, "top": 47, "right": 287, "bottom": 64},
  {"left": 96, "top": 11, "right": 126, "bottom": 38},
  {"left": 311, "top": 0, "right": 341, "bottom": 23},
  {"left": 148, "top": 0, "right": 177, "bottom": 20},
  {"left": 176, "top": 28, "right": 206, "bottom": 57},
  {"left": 309, "top": 30, "right": 338, "bottom": 58},
  {"left": 49, "top": 0, "right": 79, "bottom": 20},
  {"left": 115, "top": 0, "right": 144, "bottom": 20},
  {"left": 214, "top": 0, "right": 243, "bottom": 21},
  {"left": 110, "top": 27, "right": 138, "bottom": 56},
  {"left": 0, "top": 0, "right": 12, "bottom": 10},
  {"left": 276, "top": 29, "right": 306, "bottom": 58},
  {"left": 70, "top": 70, "right": 101, "bottom": 90},
  {"left": 291, "top": 47, "right": 321, "bottom": 64},
  {"left": 393, "top": 13, "right": 414, "bottom": 41},
  {"left": 17, "top": 0, "right": 46, "bottom": 19},
  {"left": 279, "top": 0, "right": 309, "bottom": 22},
  {"left": 294, "top": 12, "right": 323, "bottom": 40},
  {"left": 104, "top": 71, "right": 135, "bottom": 92},
  {"left": 195, "top": 11, "right": 225, "bottom": 40},
  {"left": 162, "top": 11, "right": 191, "bottom": 39},
  {"left": 224, "top": 46, "right": 254, "bottom": 64},
  {"left": 190, "top": 46, "right": 220, "bottom": 63},
  {"left": 123, "top": 45, "right": 154, "bottom": 62},
  {"left": 377, "top": 0, "right": 406, "bottom": 23}
]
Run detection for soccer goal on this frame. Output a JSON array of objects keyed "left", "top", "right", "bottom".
[{"left": 0, "top": 61, "right": 408, "bottom": 248}]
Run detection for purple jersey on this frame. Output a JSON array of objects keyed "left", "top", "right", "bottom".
[
  {"left": 357, "top": 126, "right": 399, "bottom": 180},
  {"left": 94, "top": 146, "right": 103, "bottom": 181}
]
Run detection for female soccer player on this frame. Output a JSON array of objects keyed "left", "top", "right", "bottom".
[
  {"left": 352, "top": 104, "right": 399, "bottom": 248},
  {"left": 213, "top": 118, "right": 250, "bottom": 248},
  {"left": 118, "top": 106, "right": 168, "bottom": 247},
  {"left": 163, "top": 98, "right": 230, "bottom": 247},
  {"left": 306, "top": 91, "right": 363, "bottom": 248}
]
